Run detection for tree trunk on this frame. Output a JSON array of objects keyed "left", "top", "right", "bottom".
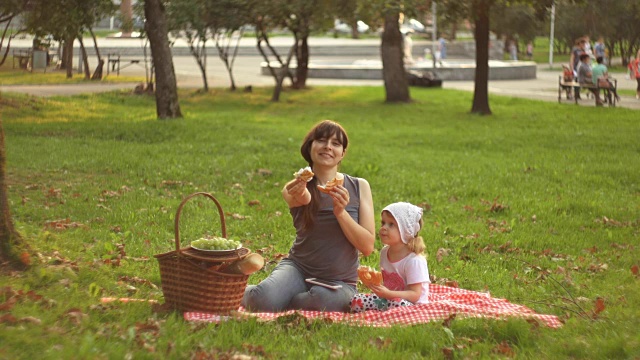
[
  {"left": 187, "top": 36, "right": 208, "bottom": 91},
  {"left": 214, "top": 31, "right": 240, "bottom": 91},
  {"left": 60, "top": 40, "right": 67, "bottom": 69},
  {"left": 78, "top": 37, "right": 91, "bottom": 80},
  {"left": 197, "top": 43, "right": 208, "bottom": 92},
  {"left": 255, "top": 26, "right": 294, "bottom": 102},
  {"left": 350, "top": 19, "right": 359, "bottom": 39},
  {"left": 120, "top": 0, "right": 133, "bottom": 36},
  {"left": 0, "top": 17, "right": 14, "bottom": 67},
  {"left": 0, "top": 115, "right": 27, "bottom": 270},
  {"left": 471, "top": 0, "right": 492, "bottom": 115},
  {"left": 144, "top": 0, "right": 182, "bottom": 119},
  {"left": 90, "top": 28, "right": 104, "bottom": 80},
  {"left": 64, "top": 37, "right": 74, "bottom": 79},
  {"left": 381, "top": 13, "right": 410, "bottom": 103},
  {"left": 293, "top": 35, "right": 309, "bottom": 89}
]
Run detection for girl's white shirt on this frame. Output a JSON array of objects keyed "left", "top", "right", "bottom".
[{"left": 380, "top": 246, "right": 430, "bottom": 304}]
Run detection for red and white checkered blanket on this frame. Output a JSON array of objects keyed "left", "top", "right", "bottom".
[{"left": 184, "top": 284, "right": 562, "bottom": 328}]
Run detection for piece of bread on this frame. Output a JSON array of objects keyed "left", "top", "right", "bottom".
[
  {"left": 219, "top": 253, "right": 265, "bottom": 275},
  {"left": 358, "top": 265, "right": 383, "bottom": 287},
  {"left": 317, "top": 173, "right": 344, "bottom": 194},
  {"left": 293, "top": 166, "right": 315, "bottom": 182}
]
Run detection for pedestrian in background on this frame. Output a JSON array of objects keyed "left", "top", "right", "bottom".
[{"left": 526, "top": 41, "right": 533, "bottom": 60}]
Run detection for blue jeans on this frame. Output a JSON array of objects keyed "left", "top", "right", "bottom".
[{"left": 241, "top": 259, "right": 356, "bottom": 312}]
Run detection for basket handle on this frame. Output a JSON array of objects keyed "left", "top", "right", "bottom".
[{"left": 174, "top": 192, "right": 227, "bottom": 252}]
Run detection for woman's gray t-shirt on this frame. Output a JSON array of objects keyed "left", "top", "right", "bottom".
[{"left": 288, "top": 174, "right": 360, "bottom": 284}]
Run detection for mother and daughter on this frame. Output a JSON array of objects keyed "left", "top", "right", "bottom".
[{"left": 242, "top": 120, "right": 430, "bottom": 313}]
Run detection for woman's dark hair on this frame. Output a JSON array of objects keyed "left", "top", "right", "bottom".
[{"left": 299, "top": 120, "right": 349, "bottom": 231}]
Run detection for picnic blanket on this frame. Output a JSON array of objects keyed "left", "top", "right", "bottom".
[{"left": 184, "top": 284, "right": 562, "bottom": 328}]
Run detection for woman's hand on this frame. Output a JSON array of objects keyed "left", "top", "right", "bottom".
[
  {"left": 332, "top": 178, "right": 375, "bottom": 256},
  {"left": 283, "top": 178, "right": 311, "bottom": 208},
  {"left": 286, "top": 178, "right": 306, "bottom": 197},
  {"left": 329, "top": 185, "right": 350, "bottom": 216}
]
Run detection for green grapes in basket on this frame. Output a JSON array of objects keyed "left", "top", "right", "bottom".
[{"left": 191, "top": 237, "right": 242, "bottom": 251}]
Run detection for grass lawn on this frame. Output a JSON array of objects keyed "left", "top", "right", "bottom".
[
  {"left": 0, "top": 59, "right": 144, "bottom": 85},
  {"left": 1, "top": 85, "right": 639, "bottom": 359}
]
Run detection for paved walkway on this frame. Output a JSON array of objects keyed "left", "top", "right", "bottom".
[{"left": 2, "top": 35, "right": 639, "bottom": 109}]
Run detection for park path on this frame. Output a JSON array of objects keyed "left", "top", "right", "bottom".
[
  {"left": 2, "top": 34, "right": 639, "bottom": 109},
  {"left": 3, "top": 63, "right": 638, "bottom": 110}
]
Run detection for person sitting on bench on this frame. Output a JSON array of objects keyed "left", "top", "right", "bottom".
[
  {"left": 577, "top": 53, "right": 603, "bottom": 106},
  {"left": 592, "top": 56, "right": 620, "bottom": 104}
]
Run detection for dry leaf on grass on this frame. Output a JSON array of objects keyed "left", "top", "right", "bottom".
[{"left": 593, "top": 297, "right": 606, "bottom": 318}]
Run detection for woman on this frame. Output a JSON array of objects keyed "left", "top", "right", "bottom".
[
  {"left": 242, "top": 120, "right": 375, "bottom": 312},
  {"left": 631, "top": 50, "right": 640, "bottom": 99}
]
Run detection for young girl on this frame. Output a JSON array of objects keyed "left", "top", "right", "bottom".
[{"left": 351, "top": 202, "right": 430, "bottom": 312}]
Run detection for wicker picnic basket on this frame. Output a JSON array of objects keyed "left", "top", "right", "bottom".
[{"left": 154, "top": 192, "right": 249, "bottom": 314}]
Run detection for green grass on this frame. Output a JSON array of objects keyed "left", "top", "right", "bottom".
[
  {"left": 1, "top": 85, "right": 639, "bottom": 359},
  {"left": 0, "top": 60, "right": 145, "bottom": 85}
]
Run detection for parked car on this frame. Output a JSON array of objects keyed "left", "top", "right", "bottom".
[
  {"left": 334, "top": 19, "right": 370, "bottom": 34},
  {"left": 401, "top": 18, "right": 429, "bottom": 34}
]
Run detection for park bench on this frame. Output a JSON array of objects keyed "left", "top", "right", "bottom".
[
  {"left": 12, "top": 49, "right": 32, "bottom": 69},
  {"left": 558, "top": 75, "right": 617, "bottom": 107},
  {"left": 12, "top": 48, "right": 59, "bottom": 72},
  {"left": 107, "top": 53, "right": 147, "bottom": 76}
]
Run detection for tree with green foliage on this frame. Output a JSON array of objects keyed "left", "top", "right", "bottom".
[
  {"left": 144, "top": 0, "right": 182, "bottom": 119},
  {"left": 250, "top": 0, "right": 292, "bottom": 102},
  {"left": 21, "top": 0, "right": 115, "bottom": 79},
  {"left": 333, "top": 0, "right": 377, "bottom": 39},
  {"left": 167, "top": 0, "right": 211, "bottom": 91},
  {"left": 282, "top": 0, "right": 334, "bottom": 89},
  {"left": 208, "top": 0, "right": 253, "bottom": 91},
  {"left": 490, "top": 4, "right": 541, "bottom": 56},
  {"left": 0, "top": 0, "right": 30, "bottom": 66},
  {"left": 437, "top": 0, "right": 553, "bottom": 115},
  {"left": 554, "top": 0, "right": 640, "bottom": 67}
]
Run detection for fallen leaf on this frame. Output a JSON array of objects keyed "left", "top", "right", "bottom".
[
  {"left": 631, "top": 264, "right": 639, "bottom": 277},
  {"left": 368, "top": 336, "right": 392, "bottom": 350},
  {"left": 231, "top": 213, "right": 248, "bottom": 220},
  {"left": 594, "top": 297, "right": 606, "bottom": 316},
  {"left": 43, "top": 218, "right": 85, "bottom": 230},
  {"left": 64, "top": 308, "right": 88, "bottom": 325},
  {"left": 19, "top": 252, "right": 31, "bottom": 266},
  {"left": 526, "top": 318, "right": 540, "bottom": 328},
  {"left": 0, "top": 297, "right": 17, "bottom": 311},
  {"left": 0, "top": 313, "right": 17, "bottom": 324},
  {"left": 436, "top": 248, "right": 450, "bottom": 263},
  {"left": 247, "top": 200, "right": 261, "bottom": 206},
  {"left": 46, "top": 188, "right": 62, "bottom": 198},
  {"left": 442, "top": 314, "right": 456, "bottom": 328},
  {"left": 493, "top": 341, "right": 515, "bottom": 357},
  {"left": 20, "top": 316, "right": 42, "bottom": 325},
  {"left": 445, "top": 280, "right": 459, "bottom": 288}
]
